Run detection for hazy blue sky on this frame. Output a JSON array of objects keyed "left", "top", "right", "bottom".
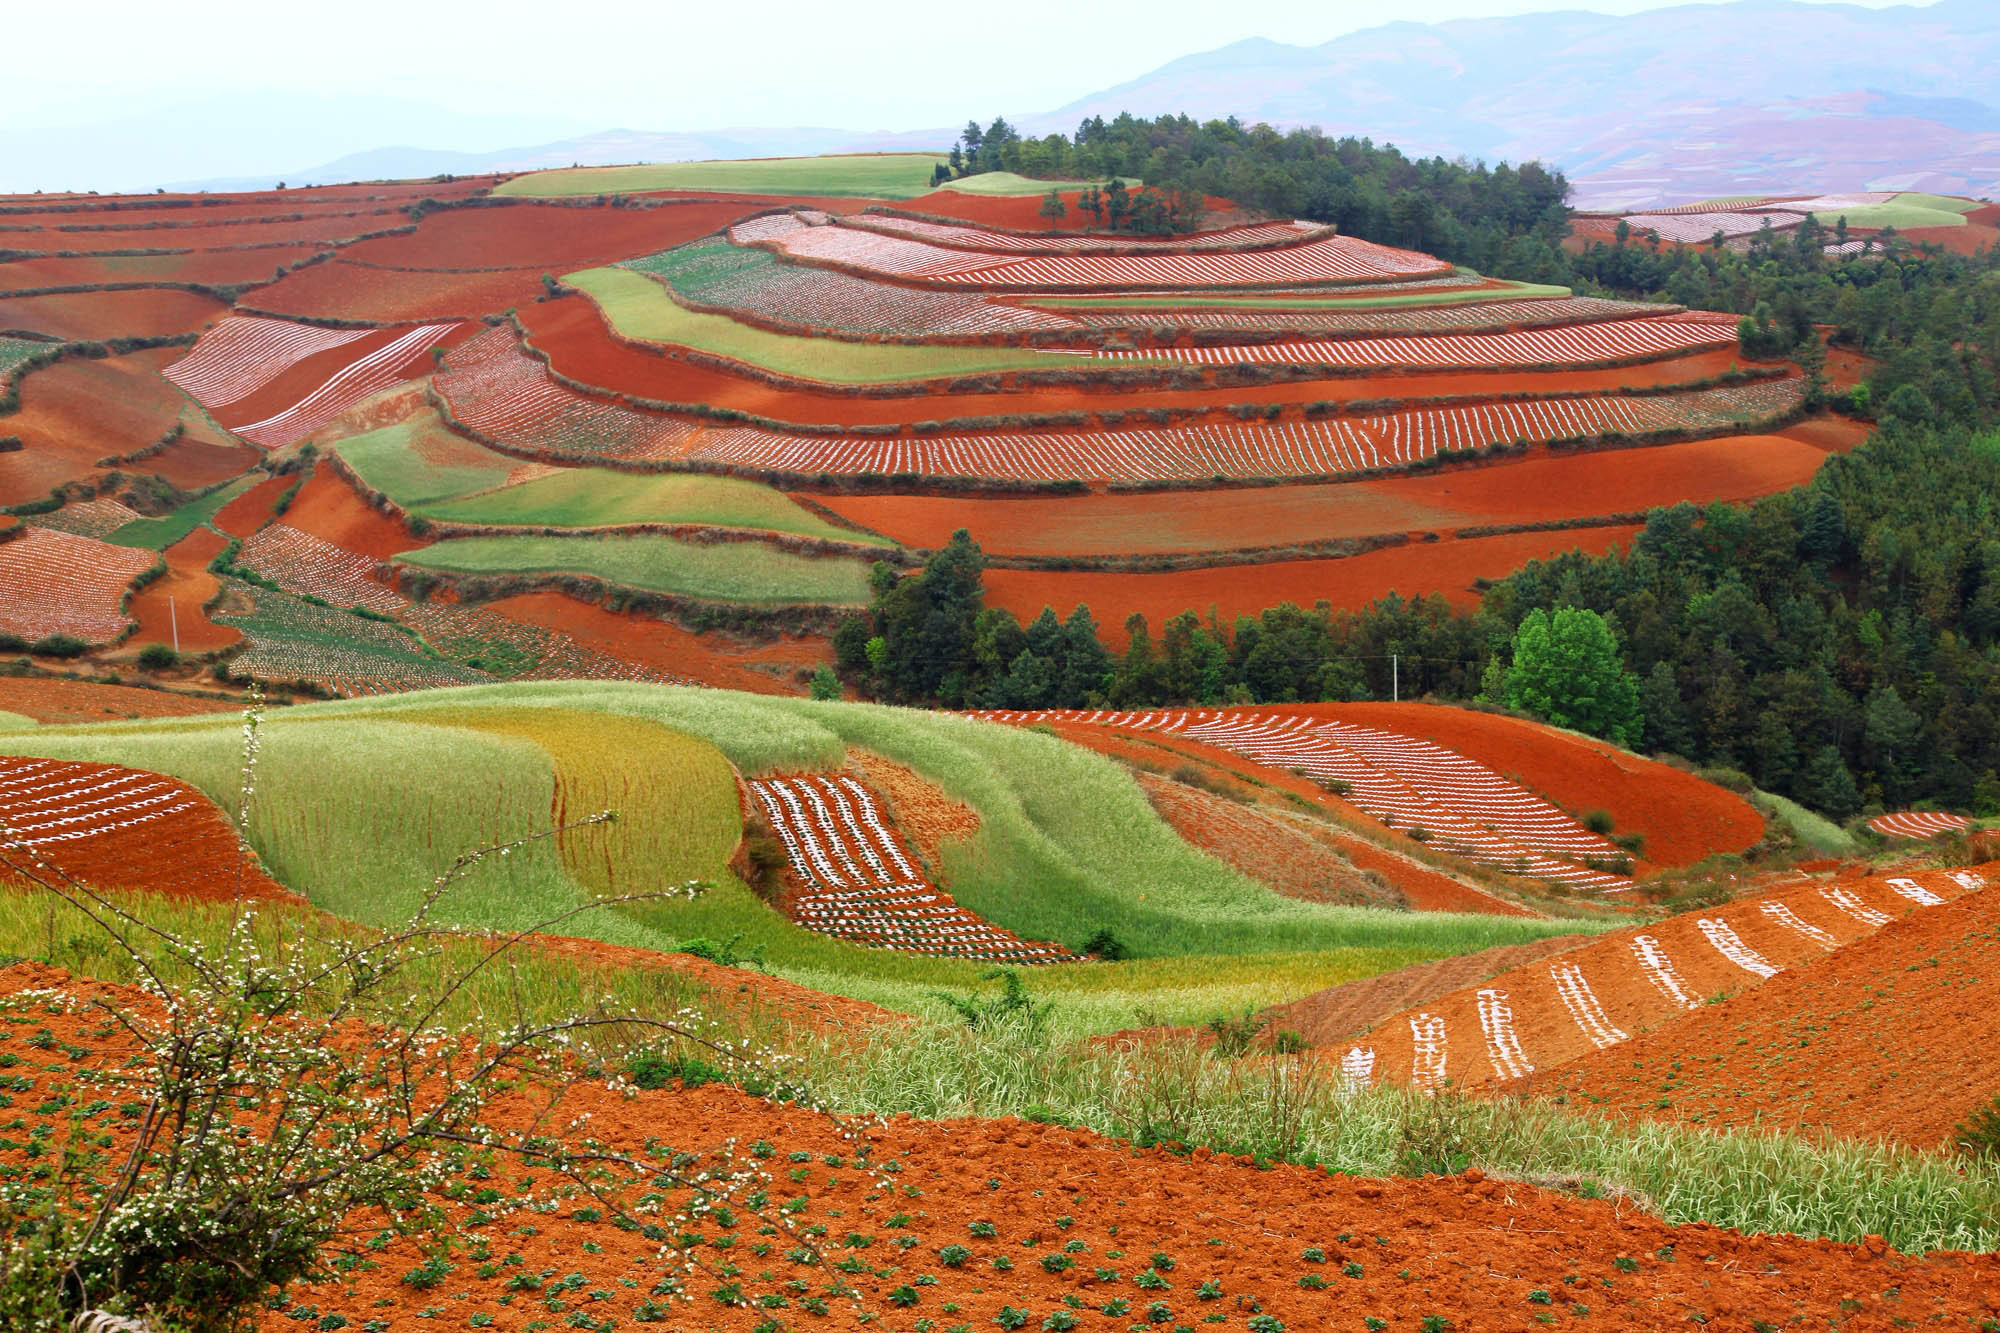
[{"left": 14, "top": 0, "right": 1936, "bottom": 134}]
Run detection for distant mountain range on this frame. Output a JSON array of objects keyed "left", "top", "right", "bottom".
[{"left": 11, "top": 0, "right": 1996, "bottom": 208}]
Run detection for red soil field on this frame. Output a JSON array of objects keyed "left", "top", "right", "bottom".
[
  {"left": 9, "top": 965, "right": 1995, "bottom": 1332},
  {"left": 0, "top": 675, "right": 238, "bottom": 723},
  {"left": 482, "top": 591, "right": 831, "bottom": 695},
  {"left": 279, "top": 470, "right": 423, "bottom": 560},
  {"left": 212, "top": 470, "right": 299, "bottom": 539},
  {"left": 1901, "top": 214, "right": 2000, "bottom": 257},
  {"left": 339, "top": 200, "right": 780, "bottom": 271},
  {"left": 244, "top": 260, "right": 547, "bottom": 323},
  {"left": 1541, "top": 870, "right": 2000, "bottom": 1147},
  {"left": 898, "top": 187, "right": 1237, "bottom": 231},
  {"left": 206, "top": 320, "right": 474, "bottom": 446},
  {"left": 0, "top": 214, "right": 406, "bottom": 254},
  {"left": 141, "top": 415, "right": 261, "bottom": 494},
  {"left": 817, "top": 431, "right": 1833, "bottom": 557},
  {"left": 522, "top": 294, "right": 1753, "bottom": 428},
  {"left": 125, "top": 526, "right": 240, "bottom": 654},
  {"left": 0, "top": 526, "right": 155, "bottom": 642},
  {"left": 983, "top": 524, "right": 1645, "bottom": 626},
  {"left": 0, "top": 246, "right": 321, "bottom": 291},
  {"left": 1318, "top": 701, "right": 1763, "bottom": 867},
  {"left": 0, "top": 286, "right": 224, "bottom": 340},
  {"left": 0, "top": 349, "right": 189, "bottom": 505},
  {"left": 1782, "top": 411, "right": 1870, "bottom": 452},
  {"left": 0, "top": 756, "right": 293, "bottom": 903}
]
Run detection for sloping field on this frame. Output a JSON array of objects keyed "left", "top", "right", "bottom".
[
  {"left": 0, "top": 526, "right": 155, "bottom": 642},
  {"left": 1341, "top": 864, "right": 1990, "bottom": 1103},
  {"left": 244, "top": 259, "right": 547, "bottom": 322},
  {"left": 394, "top": 533, "right": 874, "bottom": 606},
  {"left": 0, "top": 286, "right": 223, "bottom": 340},
  {"left": 0, "top": 349, "right": 205, "bottom": 505},
  {"left": 0, "top": 754, "right": 291, "bottom": 901},
  {"left": 336, "top": 199, "right": 786, "bottom": 271},
  {"left": 1869, "top": 810, "right": 1973, "bottom": 840},
  {"left": 0, "top": 676, "right": 237, "bottom": 723},
  {"left": 1539, "top": 873, "right": 2000, "bottom": 1146},
  {"left": 1099, "top": 314, "right": 1733, "bottom": 370},
  {"left": 492, "top": 154, "right": 950, "bottom": 199},
  {"left": 124, "top": 526, "right": 239, "bottom": 653}
]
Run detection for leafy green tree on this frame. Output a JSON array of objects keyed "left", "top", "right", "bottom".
[
  {"left": 1489, "top": 607, "right": 1642, "bottom": 747},
  {"left": 1038, "top": 189, "right": 1068, "bottom": 229}
]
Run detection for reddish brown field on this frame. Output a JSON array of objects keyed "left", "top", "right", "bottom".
[
  {"left": 338, "top": 200, "right": 777, "bottom": 271},
  {"left": 482, "top": 591, "right": 830, "bottom": 694},
  {"left": 818, "top": 431, "right": 1833, "bottom": 556},
  {"left": 212, "top": 471, "right": 301, "bottom": 539},
  {"left": 983, "top": 524, "right": 1645, "bottom": 626},
  {"left": 142, "top": 414, "right": 261, "bottom": 495},
  {"left": 1541, "top": 872, "right": 2000, "bottom": 1147},
  {"left": 0, "top": 674, "right": 238, "bottom": 722},
  {"left": 245, "top": 260, "right": 548, "bottom": 323},
  {"left": 0, "top": 349, "right": 189, "bottom": 505},
  {"left": 898, "top": 187, "right": 1236, "bottom": 231},
  {"left": 279, "top": 470, "right": 423, "bottom": 560},
  {"left": 125, "top": 526, "right": 240, "bottom": 654},
  {"left": 206, "top": 321, "right": 475, "bottom": 440},
  {"left": 0, "top": 247, "right": 321, "bottom": 291},
  {"left": 0, "top": 286, "right": 224, "bottom": 340}
]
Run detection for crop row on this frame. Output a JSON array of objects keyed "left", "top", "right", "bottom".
[
  {"left": 162, "top": 315, "right": 370, "bottom": 407},
  {"left": 0, "top": 527, "right": 154, "bottom": 642},
  {"left": 848, "top": 214, "right": 1320, "bottom": 254},
  {"left": 749, "top": 773, "right": 1072, "bottom": 963},
  {"left": 0, "top": 756, "right": 200, "bottom": 851},
  {"left": 29, "top": 497, "right": 142, "bottom": 540},
  {"left": 1097, "top": 314, "right": 1733, "bottom": 369},
  {"left": 228, "top": 322, "right": 462, "bottom": 449},
  {"left": 1617, "top": 211, "right": 1808, "bottom": 244},
  {"left": 1061, "top": 295, "right": 1664, "bottom": 337},
  {"left": 1346, "top": 866, "right": 1987, "bottom": 1093},
  {"left": 1868, "top": 810, "right": 1974, "bottom": 841}
]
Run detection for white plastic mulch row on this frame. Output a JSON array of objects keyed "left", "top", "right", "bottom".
[
  {"left": 230, "top": 322, "right": 459, "bottom": 449},
  {"left": 1094, "top": 315, "right": 1732, "bottom": 369},
  {"left": 162, "top": 315, "right": 370, "bottom": 408},
  {"left": 1868, "top": 811, "right": 1973, "bottom": 841},
  {"left": 0, "top": 757, "right": 199, "bottom": 849}
]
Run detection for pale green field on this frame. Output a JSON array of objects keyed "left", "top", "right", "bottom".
[
  {"left": 106, "top": 473, "right": 260, "bottom": 551},
  {"left": 494, "top": 154, "right": 950, "bottom": 200},
  {"left": 566, "top": 266, "right": 1108, "bottom": 384},
  {"left": 335, "top": 417, "right": 517, "bottom": 507},
  {"left": 1029, "top": 279, "right": 1573, "bottom": 313},
  {"left": 931, "top": 173, "right": 1138, "bottom": 197},
  {"left": 395, "top": 533, "right": 874, "bottom": 605},
  {"left": 3, "top": 684, "right": 1594, "bottom": 1035},
  {"left": 1806, "top": 193, "right": 1976, "bottom": 230},
  {"left": 0, "top": 711, "right": 35, "bottom": 729}
]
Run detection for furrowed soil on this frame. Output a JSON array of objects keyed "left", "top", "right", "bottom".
[
  {"left": 0, "top": 675, "right": 239, "bottom": 723},
  {"left": 816, "top": 430, "right": 1835, "bottom": 557},
  {"left": 11, "top": 965, "right": 1997, "bottom": 1333},
  {"left": 246, "top": 261, "right": 550, "bottom": 322},
  {"left": 1264, "top": 934, "right": 1591, "bottom": 1045},
  {"left": 480, "top": 592, "right": 831, "bottom": 693},
  {"left": 1539, "top": 875, "right": 2000, "bottom": 1148},
  {"left": 125, "top": 525, "right": 239, "bottom": 653},
  {"left": 338, "top": 200, "right": 787, "bottom": 271},
  {"left": 0, "top": 349, "right": 193, "bottom": 505},
  {"left": 0, "top": 287, "right": 224, "bottom": 340},
  {"left": 983, "top": 524, "right": 1646, "bottom": 624}
]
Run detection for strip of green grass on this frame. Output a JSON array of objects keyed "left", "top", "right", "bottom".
[
  {"left": 1808, "top": 200, "right": 1969, "bottom": 230},
  {"left": 419, "top": 469, "right": 888, "bottom": 545},
  {"left": 105, "top": 473, "right": 260, "bottom": 551},
  {"left": 566, "top": 266, "right": 1108, "bottom": 384},
  {"left": 335, "top": 417, "right": 518, "bottom": 508},
  {"left": 1028, "top": 279, "right": 1572, "bottom": 313},
  {"left": 494, "top": 154, "right": 950, "bottom": 200},
  {"left": 395, "top": 534, "right": 873, "bottom": 605}
]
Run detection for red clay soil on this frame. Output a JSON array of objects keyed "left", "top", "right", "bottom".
[
  {"left": 818, "top": 432, "right": 1831, "bottom": 558},
  {"left": 1036, "top": 719, "right": 1532, "bottom": 916},
  {"left": 212, "top": 470, "right": 300, "bottom": 539},
  {"left": 898, "top": 187, "right": 1237, "bottom": 230},
  {"left": 522, "top": 293, "right": 1754, "bottom": 428},
  {"left": 245, "top": 260, "right": 549, "bottom": 323},
  {"left": 0, "top": 287, "right": 225, "bottom": 340},
  {"left": 1352, "top": 864, "right": 1989, "bottom": 1100},
  {"left": 1540, "top": 871, "right": 2000, "bottom": 1148},
  {"left": 142, "top": 416, "right": 261, "bottom": 494},
  {"left": 0, "top": 246, "right": 322, "bottom": 291},
  {"left": 1779, "top": 411, "right": 1870, "bottom": 452},
  {"left": 1318, "top": 701, "right": 1764, "bottom": 868},
  {"left": 0, "top": 755, "right": 294, "bottom": 903},
  {"left": 1136, "top": 769, "right": 1409, "bottom": 909},
  {"left": 480, "top": 591, "right": 830, "bottom": 695},
  {"left": 5, "top": 966, "right": 1994, "bottom": 1332},
  {"left": 279, "top": 469, "right": 424, "bottom": 561},
  {"left": 0, "top": 675, "right": 239, "bottom": 723},
  {"left": 848, "top": 750, "right": 980, "bottom": 876},
  {"left": 1901, "top": 217, "right": 2000, "bottom": 257},
  {"left": 1266, "top": 934, "right": 1591, "bottom": 1046},
  {"left": 338, "top": 200, "right": 778, "bottom": 271},
  {"left": 0, "top": 349, "right": 189, "bottom": 506},
  {"left": 125, "top": 526, "right": 240, "bottom": 653},
  {"left": 983, "top": 524, "right": 1646, "bottom": 626},
  {"left": 207, "top": 321, "right": 474, "bottom": 434}
]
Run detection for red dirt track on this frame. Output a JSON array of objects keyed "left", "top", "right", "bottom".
[
  {"left": 984, "top": 524, "right": 1645, "bottom": 625},
  {"left": 126, "top": 527, "right": 240, "bottom": 653}
]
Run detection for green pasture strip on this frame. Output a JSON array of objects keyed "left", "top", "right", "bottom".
[
  {"left": 1891, "top": 192, "right": 1980, "bottom": 215},
  {"left": 494, "top": 154, "right": 950, "bottom": 200},
  {"left": 0, "top": 711, "right": 35, "bottom": 729},
  {"left": 1026, "top": 280, "right": 1572, "bottom": 312},
  {"left": 933, "top": 173, "right": 1139, "bottom": 197},
  {"left": 814, "top": 1024, "right": 2000, "bottom": 1254},
  {"left": 335, "top": 417, "right": 518, "bottom": 508},
  {"left": 566, "top": 265, "right": 1113, "bottom": 384},
  {"left": 420, "top": 469, "right": 886, "bottom": 545},
  {"left": 104, "top": 473, "right": 260, "bottom": 551},
  {"left": 1752, "top": 790, "right": 1863, "bottom": 859},
  {"left": 1808, "top": 200, "right": 1969, "bottom": 230},
  {"left": 395, "top": 534, "right": 874, "bottom": 605}
]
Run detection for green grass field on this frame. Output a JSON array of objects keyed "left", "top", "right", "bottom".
[
  {"left": 394, "top": 533, "right": 874, "bottom": 605},
  {"left": 566, "top": 266, "right": 1114, "bottom": 384},
  {"left": 337, "top": 417, "right": 885, "bottom": 544},
  {"left": 494, "top": 154, "right": 950, "bottom": 200},
  {"left": 1806, "top": 193, "right": 1974, "bottom": 231},
  {"left": 930, "top": 173, "right": 1137, "bottom": 197},
  {"left": 3, "top": 684, "right": 1595, "bottom": 1035},
  {"left": 105, "top": 472, "right": 260, "bottom": 551}
]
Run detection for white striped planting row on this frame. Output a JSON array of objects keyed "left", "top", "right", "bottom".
[
  {"left": 229, "top": 322, "right": 460, "bottom": 449},
  {"left": 0, "top": 757, "right": 199, "bottom": 849},
  {"left": 1094, "top": 315, "right": 1732, "bottom": 370},
  {"left": 1058, "top": 295, "right": 1663, "bottom": 337},
  {"left": 0, "top": 527, "right": 155, "bottom": 643},
  {"left": 1618, "top": 211, "right": 1807, "bottom": 244},
  {"left": 847, "top": 215, "right": 1319, "bottom": 255},
  {"left": 1868, "top": 811, "right": 1973, "bottom": 841},
  {"left": 1336, "top": 867, "right": 1992, "bottom": 1090},
  {"left": 163, "top": 315, "right": 370, "bottom": 409}
]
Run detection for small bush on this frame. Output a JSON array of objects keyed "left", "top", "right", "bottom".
[
  {"left": 1582, "top": 809, "right": 1615, "bottom": 835},
  {"left": 1203, "top": 1010, "right": 1267, "bottom": 1058},
  {"left": 1081, "top": 928, "right": 1130, "bottom": 962},
  {"left": 30, "top": 635, "right": 89, "bottom": 659},
  {"left": 1954, "top": 1097, "right": 2000, "bottom": 1160},
  {"left": 136, "top": 643, "right": 180, "bottom": 671}
]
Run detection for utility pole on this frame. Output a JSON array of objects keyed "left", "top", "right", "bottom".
[
  {"left": 170, "top": 596, "right": 179, "bottom": 656},
  {"left": 1392, "top": 653, "right": 1399, "bottom": 703}
]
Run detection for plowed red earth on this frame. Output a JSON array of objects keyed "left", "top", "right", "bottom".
[
  {"left": 279, "top": 470, "right": 422, "bottom": 561},
  {"left": 9, "top": 967, "right": 1995, "bottom": 1331},
  {"left": 338, "top": 200, "right": 780, "bottom": 271},
  {"left": 1319, "top": 701, "right": 1764, "bottom": 867},
  {"left": 1542, "top": 875, "right": 2000, "bottom": 1147},
  {"left": 141, "top": 417, "right": 260, "bottom": 495},
  {"left": 246, "top": 260, "right": 548, "bottom": 322},
  {"left": 1901, "top": 216, "right": 2000, "bottom": 257},
  {"left": 0, "top": 349, "right": 189, "bottom": 505},
  {"left": 521, "top": 294, "right": 1750, "bottom": 426},
  {"left": 0, "top": 247, "right": 321, "bottom": 290},
  {"left": 207, "top": 321, "right": 475, "bottom": 436},
  {"left": 126, "top": 526, "right": 239, "bottom": 653},
  {"left": 1266, "top": 934, "right": 1590, "bottom": 1045},
  {"left": 481, "top": 592, "right": 831, "bottom": 694},
  {"left": 983, "top": 524, "right": 1645, "bottom": 625},
  {"left": 819, "top": 431, "right": 1834, "bottom": 556},
  {"left": 1035, "top": 719, "right": 1530, "bottom": 915},
  {"left": 0, "top": 675, "right": 238, "bottom": 722},
  {"left": 213, "top": 471, "right": 301, "bottom": 539},
  {"left": 0, "top": 755, "right": 292, "bottom": 902},
  {"left": 0, "top": 287, "right": 224, "bottom": 340}
]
